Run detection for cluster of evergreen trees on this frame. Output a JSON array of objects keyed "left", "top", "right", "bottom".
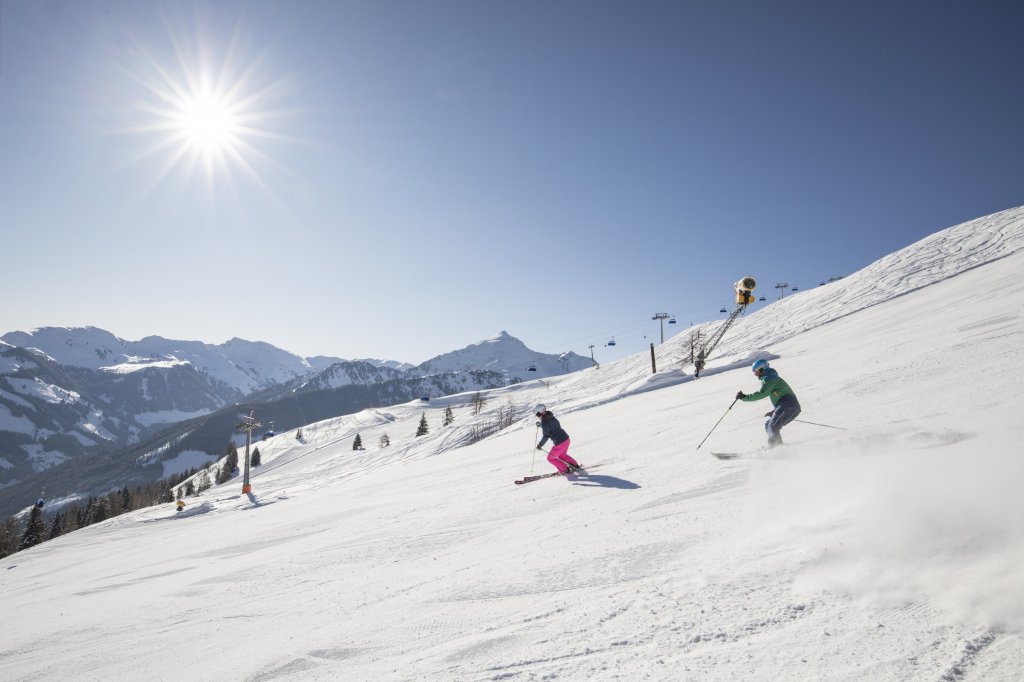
[
  {"left": 0, "top": 467, "right": 195, "bottom": 559},
  {"left": 0, "top": 440, "right": 258, "bottom": 560}
]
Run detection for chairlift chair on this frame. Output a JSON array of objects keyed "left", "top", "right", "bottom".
[
  {"left": 719, "top": 306, "right": 727, "bottom": 313},
  {"left": 527, "top": 363, "right": 537, "bottom": 372},
  {"left": 607, "top": 337, "right": 616, "bottom": 346},
  {"left": 668, "top": 317, "right": 676, "bottom": 324},
  {"left": 759, "top": 296, "right": 766, "bottom": 301}
]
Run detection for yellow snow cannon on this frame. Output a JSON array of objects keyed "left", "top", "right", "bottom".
[{"left": 734, "top": 276, "right": 757, "bottom": 305}]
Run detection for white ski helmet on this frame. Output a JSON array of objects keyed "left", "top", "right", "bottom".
[{"left": 534, "top": 404, "right": 547, "bottom": 415}]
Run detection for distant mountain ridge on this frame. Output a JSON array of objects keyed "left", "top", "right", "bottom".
[
  {"left": 417, "top": 331, "right": 591, "bottom": 378},
  {"left": 0, "top": 327, "right": 591, "bottom": 515},
  {"left": 1, "top": 327, "right": 338, "bottom": 395}
]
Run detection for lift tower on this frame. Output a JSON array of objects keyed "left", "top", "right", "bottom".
[{"left": 235, "top": 411, "right": 263, "bottom": 494}]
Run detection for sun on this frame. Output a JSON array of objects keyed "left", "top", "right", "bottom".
[
  {"left": 116, "top": 20, "right": 294, "bottom": 196},
  {"left": 176, "top": 90, "right": 239, "bottom": 156}
]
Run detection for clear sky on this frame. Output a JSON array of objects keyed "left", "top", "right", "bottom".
[{"left": 2, "top": 1, "right": 1022, "bottom": 365}]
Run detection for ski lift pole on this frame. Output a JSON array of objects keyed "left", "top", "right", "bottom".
[
  {"left": 794, "top": 419, "right": 846, "bottom": 431},
  {"left": 696, "top": 398, "right": 739, "bottom": 451}
]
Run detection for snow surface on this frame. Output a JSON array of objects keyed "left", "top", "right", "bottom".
[
  {"left": 0, "top": 355, "right": 35, "bottom": 374},
  {"left": 0, "top": 404, "right": 35, "bottom": 435},
  {"left": 2, "top": 207, "right": 1023, "bottom": 681},
  {"left": 159, "top": 449, "right": 216, "bottom": 479},
  {"left": 23, "top": 444, "right": 69, "bottom": 472},
  {"left": 100, "top": 358, "right": 192, "bottom": 373},
  {"left": 0, "top": 388, "right": 34, "bottom": 410},
  {"left": 135, "top": 408, "right": 212, "bottom": 428},
  {"left": 5, "top": 377, "right": 80, "bottom": 405}
]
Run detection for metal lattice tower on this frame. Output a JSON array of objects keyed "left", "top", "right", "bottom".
[{"left": 235, "top": 411, "right": 263, "bottom": 494}]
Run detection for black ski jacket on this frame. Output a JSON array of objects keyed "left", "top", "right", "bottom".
[{"left": 538, "top": 412, "right": 569, "bottom": 448}]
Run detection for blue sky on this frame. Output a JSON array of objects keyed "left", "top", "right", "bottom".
[{"left": 2, "top": 1, "right": 1022, "bottom": 364}]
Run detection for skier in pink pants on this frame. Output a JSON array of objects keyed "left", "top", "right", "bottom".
[{"left": 535, "top": 404, "right": 582, "bottom": 474}]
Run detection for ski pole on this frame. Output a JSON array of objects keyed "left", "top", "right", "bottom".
[
  {"left": 696, "top": 398, "right": 738, "bottom": 451},
  {"left": 794, "top": 419, "right": 845, "bottom": 431},
  {"left": 530, "top": 423, "right": 540, "bottom": 474}
]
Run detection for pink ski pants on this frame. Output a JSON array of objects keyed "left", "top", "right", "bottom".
[{"left": 547, "top": 440, "right": 579, "bottom": 473}]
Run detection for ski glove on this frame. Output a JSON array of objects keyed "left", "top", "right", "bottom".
[{"left": 735, "top": 391, "right": 745, "bottom": 400}]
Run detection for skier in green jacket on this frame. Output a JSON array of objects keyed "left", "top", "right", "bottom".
[{"left": 736, "top": 359, "right": 801, "bottom": 447}]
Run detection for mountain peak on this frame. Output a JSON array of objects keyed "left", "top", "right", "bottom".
[{"left": 418, "top": 331, "right": 590, "bottom": 378}]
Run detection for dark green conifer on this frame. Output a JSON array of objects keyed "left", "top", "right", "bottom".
[{"left": 18, "top": 505, "right": 46, "bottom": 551}]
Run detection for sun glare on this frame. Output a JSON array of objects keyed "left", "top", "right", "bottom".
[
  {"left": 117, "top": 20, "right": 294, "bottom": 197},
  {"left": 177, "top": 91, "right": 238, "bottom": 154}
]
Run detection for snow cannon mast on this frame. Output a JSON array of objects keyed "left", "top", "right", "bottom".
[
  {"left": 734, "top": 276, "right": 756, "bottom": 305},
  {"left": 694, "top": 275, "right": 758, "bottom": 377}
]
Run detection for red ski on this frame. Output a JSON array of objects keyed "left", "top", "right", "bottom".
[{"left": 514, "top": 464, "right": 592, "bottom": 485}]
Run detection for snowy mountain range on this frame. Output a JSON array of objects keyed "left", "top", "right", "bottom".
[
  {"left": 0, "top": 329, "right": 591, "bottom": 512},
  {"left": 3, "top": 206, "right": 1021, "bottom": 680}
]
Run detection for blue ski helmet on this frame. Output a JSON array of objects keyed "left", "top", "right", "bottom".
[{"left": 752, "top": 359, "right": 770, "bottom": 374}]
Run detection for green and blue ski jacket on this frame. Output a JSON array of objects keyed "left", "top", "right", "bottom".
[{"left": 741, "top": 368, "right": 797, "bottom": 407}]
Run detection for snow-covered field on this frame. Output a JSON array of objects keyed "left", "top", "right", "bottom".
[{"left": 2, "top": 207, "right": 1023, "bottom": 681}]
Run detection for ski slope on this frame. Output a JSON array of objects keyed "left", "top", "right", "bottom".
[{"left": 2, "top": 207, "right": 1023, "bottom": 681}]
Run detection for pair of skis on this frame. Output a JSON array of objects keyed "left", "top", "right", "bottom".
[{"left": 514, "top": 465, "right": 589, "bottom": 485}]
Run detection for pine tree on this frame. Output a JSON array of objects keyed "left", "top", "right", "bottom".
[
  {"left": 0, "top": 517, "right": 17, "bottom": 558},
  {"left": 442, "top": 405, "right": 454, "bottom": 426},
  {"left": 78, "top": 497, "right": 95, "bottom": 528},
  {"left": 416, "top": 413, "right": 429, "bottom": 437},
  {"left": 218, "top": 442, "right": 240, "bottom": 484},
  {"left": 184, "top": 480, "right": 196, "bottom": 497},
  {"left": 379, "top": 433, "right": 390, "bottom": 448},
  {"left": 92, "top": 497, "right": 110, "bottom": 524},
  {"left": 195, "top": 471, "right": 211, "bottom": 495},
  {"left": 19, "top": 506, "right": 46, "bottom": 550},
  {"left": 251, "top": 447, "right": 262, "bottom": 466},
  {"left": 48, "top": 512, "right": 64, "bottom": 540},
  {"left": 352, "top": 434, "right": 362, "bottom": 450},
  {"left": 121, "top": 485, "right": 133, "bottom": 512}
]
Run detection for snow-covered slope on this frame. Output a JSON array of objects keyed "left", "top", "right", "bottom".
[
  {"left": 0, "top": 328, "right": 589, "bottom": 503},
  {"left": 2, "top": 207, "right": 1022, "bottom": 680},
  {"left": 1, "top": 326, "right": 129, "bottom": 369}
]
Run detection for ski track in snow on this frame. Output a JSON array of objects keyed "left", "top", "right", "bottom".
[{"left": 2, "top": 207, "right": 1024, "bottom": 681}]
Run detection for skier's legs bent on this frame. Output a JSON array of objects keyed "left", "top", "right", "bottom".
[
  {"left": 547, "top": 440, "right": 579, "bottom": 473},
  {"left": 765, "top": 399, "right": 801, "bottom": 447}
]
